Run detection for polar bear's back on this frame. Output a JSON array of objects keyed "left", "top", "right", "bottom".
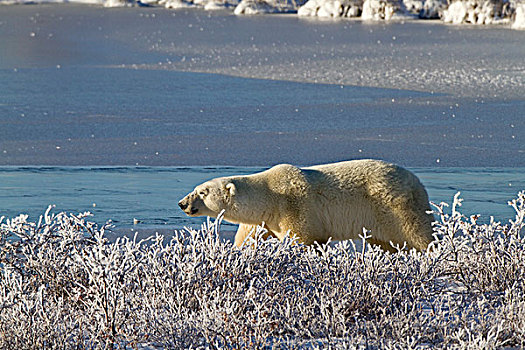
[
  {"left": 304, "top": 159, "right": 422, "bottom": 197},
  {"left": 303, "top": 159, "right": 433, "bottom": 249}
]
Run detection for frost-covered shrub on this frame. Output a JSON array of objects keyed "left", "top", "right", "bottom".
[{"left": 1, "top": 192, "right": 525, "bottom": 348}]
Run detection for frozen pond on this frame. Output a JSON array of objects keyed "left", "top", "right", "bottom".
[
  {"left": 1, "top": 5, "right": 523, "bottom": 167},
  {"left": 1, "top": 5, "right": 524, "bottom": 166},
  {"left": 0, "top": 5, "right": 524, "bottom": 236}
]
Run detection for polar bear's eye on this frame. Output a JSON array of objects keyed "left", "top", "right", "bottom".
[{"left": 198, "top": 189, "right": 208, "bottom": 198}]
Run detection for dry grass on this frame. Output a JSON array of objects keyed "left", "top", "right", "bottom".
[{"left": 1, "top": 191, "right": 524, "bottom": 349}]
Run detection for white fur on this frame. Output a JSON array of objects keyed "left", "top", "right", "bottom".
[{"left": 179, "top": 159, "right": 435, "bottom": 251}]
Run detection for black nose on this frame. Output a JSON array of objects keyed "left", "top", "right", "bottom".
[{"left": 179, "top": 201, "right": 188, "bottom": 210}]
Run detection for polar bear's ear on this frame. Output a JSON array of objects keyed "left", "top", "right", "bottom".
[{"left": 225, "top": 182, "right": 236, "bottom": 196}]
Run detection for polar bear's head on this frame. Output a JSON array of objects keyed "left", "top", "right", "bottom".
[{"left": 178, "top": 178, "right": 237, "bottom": 218}]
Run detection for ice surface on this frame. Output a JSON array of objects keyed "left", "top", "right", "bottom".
[
  {"left": 144, "top": 13, "right": 525, "bottom": 99},
  {"left": 0, "top": 6, "right": 524, "bottom": 167}
]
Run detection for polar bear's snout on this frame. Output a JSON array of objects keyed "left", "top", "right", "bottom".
[
  {"left": 178, "top": 201, "right": 188, "bottom": 210},
  {"left": 179, "top": 192, "right": 204, "bottom": 216},
  {"left": 178, "top": 197, "right": 198, "bottom": 215}
]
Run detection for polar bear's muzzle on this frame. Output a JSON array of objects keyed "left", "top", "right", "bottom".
[
  {"left": 178, "top": 200, "right": 198, "bottom": 215},
  {"left": 178, "top": 194, "right": 203, "bottom": 216}
]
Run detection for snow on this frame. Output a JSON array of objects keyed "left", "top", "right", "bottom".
[
  {"left": 442, "top": 0, "right": 509, "bottom": 25},
  {"left": 163, "top": 0, "right": 239, "bottom": 9},
  {"left": 296, "top": 0, "right": 523, "bottom": 26},
  {"left": 0, "top": 0, "right": 103, "bottom": 3},
  {"left": 442, "top": 1, "right": 468, "bottom": 23},
  {"left": 297, "top": 0, "right": 361, "bottom": 17},
  {"left": 419, "top": 0, "right": 445, "bottom": 18},
  {"left": 234, "top": 0, "right": 302, "bottom": 14},
  {"left": 163, "top": 0, "right": 195, "bottom": 8},
  {"left": 103, "top": 0, "right": 130, "bottom": 7},
  {"left": 513, "top": 2, "right": 525, "bottom": 29},
  {"left": 361, "top": 0, "right": 397, "bottom": 20}
]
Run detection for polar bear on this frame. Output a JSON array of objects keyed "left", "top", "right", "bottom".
[{"left": 178, "top": 159, "right": 435, "bottom": 251}]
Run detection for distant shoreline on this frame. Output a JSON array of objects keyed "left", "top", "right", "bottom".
[{"left": 1, "top": 0, "right": 524, "bottom": 31}]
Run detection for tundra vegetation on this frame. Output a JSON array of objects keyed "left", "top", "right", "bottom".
[{"left": 1, "top": 192, "right": 524, "bottom": 349}]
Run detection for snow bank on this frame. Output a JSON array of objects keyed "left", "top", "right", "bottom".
[
  {"left": 235, "top": 0, "right": 304, "bottom": 14},
  {"left": 0, "top": 0, "right": 103, "bottom": 4},
  {"left": 361, "top": 0, "right": 397, "bottom": 19},
  {"left": 512, "top": 2, "right": 525, "bottom": 29},
  {"left": 0, "top": 0, "right": 240, "bottom": 9},
  {"left": 163, "top": 0, "right": 239, "bottom": 9},
  {"left": 419, "top": 0, "right": 446, "bottom": 18},
  {"left": 297, "top": 0, "right": 447, "bottom": 19},
  {"left": 103, "top": 0, "right": 131, "bottom": 7},
  {"left": 163, "top": 0, "right": 193, "bottom": 8},
  {"left": 442, "top": 0, "right": 508, "bottom": 24},
  {"left": 297, "top": 0, "right": 361, "bottom": 17},
  {"left": 0, "top": 0, "right": 163, "bottom": 7},
  {"left": 297, "top": 0, "right": 522, "bottom": 25}
]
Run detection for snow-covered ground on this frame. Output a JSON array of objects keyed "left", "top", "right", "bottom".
[{"left": 1, "top": 0, "right": 525, "bottom": 29}]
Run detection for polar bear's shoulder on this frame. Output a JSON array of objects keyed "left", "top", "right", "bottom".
[{"left": 259, "top": 164, "right": 308, "bottom": 195}]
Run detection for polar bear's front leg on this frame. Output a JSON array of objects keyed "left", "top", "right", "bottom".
[{"left": 234, "top": 223, "right": 277, "bottom": 247}]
